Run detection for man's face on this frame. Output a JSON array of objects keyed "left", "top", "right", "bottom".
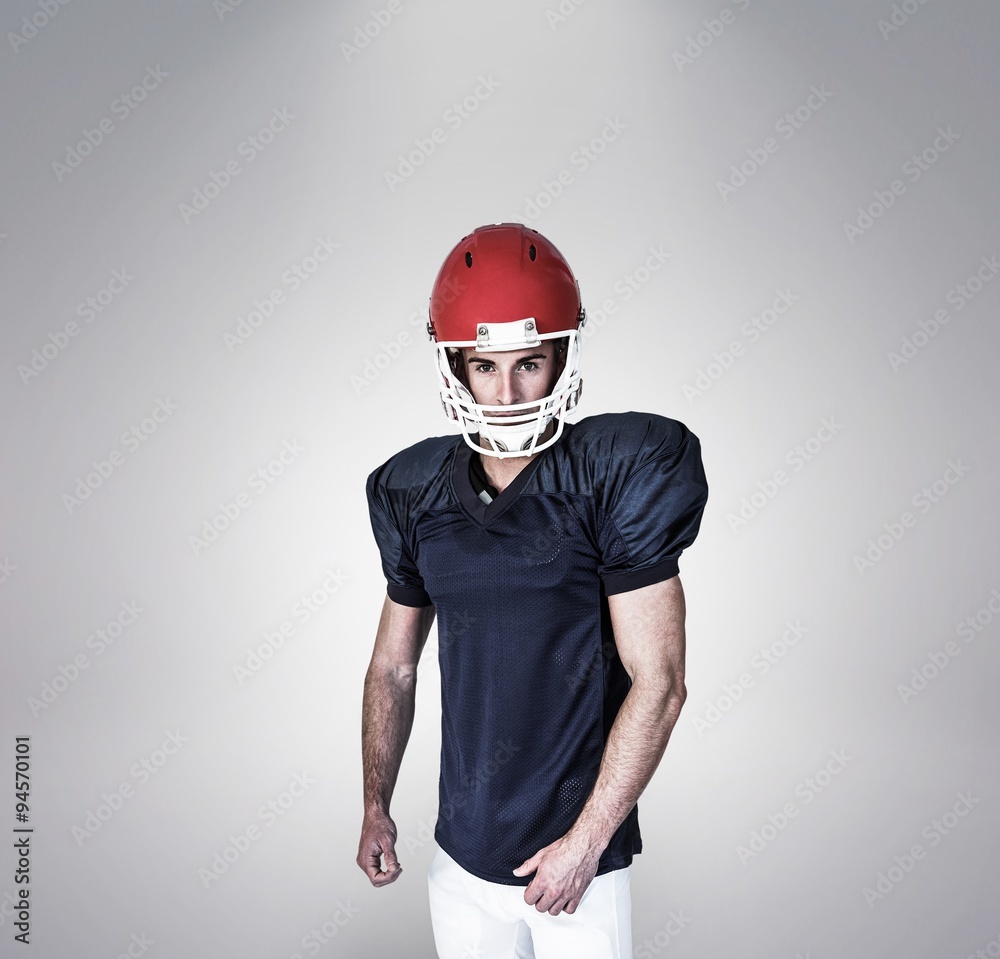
[{"left": 456, "top": 341, "right": 565, "bottom": 415}]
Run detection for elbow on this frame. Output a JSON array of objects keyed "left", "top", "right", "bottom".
[
  {"left": 667, "top": 679, "right": 687, "bottom": 720},
  {"left": 387, "top": 663, "right": 420, "bottom": 688},
  {"left": 366, "top": 660, "right": 419, "bottom": 691},
  {"left": 664, "top": 681, "right": 686, "bottom": 720},
  {"left": 631, "top": 673, "right": 686, "bottom": 718}
]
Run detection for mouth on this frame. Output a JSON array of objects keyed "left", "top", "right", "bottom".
[{"left": 487, "top": 404, "right": 542, "bottom": 418}]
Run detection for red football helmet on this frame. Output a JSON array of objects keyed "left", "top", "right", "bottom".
[{"left": 427, "top": 223, "right": 586, "bottom": 458}]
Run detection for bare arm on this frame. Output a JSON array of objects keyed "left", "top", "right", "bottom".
[
  {"left": 513, "top": 574, "right": 687, "bottom": 913},
  {"left": 568, "top": 574, "right": 687, "bottom": 849},
  {"left": 357, "top": 595, "right": 436, "bottom": 886}
]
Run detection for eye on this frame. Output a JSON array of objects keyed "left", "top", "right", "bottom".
[{"left": 520, "top": 361, "right": 539, "bottom": 372}]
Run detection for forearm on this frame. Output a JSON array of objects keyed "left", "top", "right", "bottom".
[
  {"left": 567, "top": 678, "right": 686, "bottom": 853},
  {"left": 361, "top": 667, "right": 416, "bottom": 816}
]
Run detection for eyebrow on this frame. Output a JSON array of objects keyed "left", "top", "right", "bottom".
[{"left": 466, "top": 353, "right": 547, "bottom": 366}]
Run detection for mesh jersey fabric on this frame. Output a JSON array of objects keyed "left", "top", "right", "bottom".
[{"left": 365, "top": 411, "right": 709, "bottom": 885}]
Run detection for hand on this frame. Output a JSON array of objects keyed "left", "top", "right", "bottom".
[
  {"left": 357, "top": 810, "right": 402, "bottom": 887},
  {"left": 512, "top": 832, "right": 601, "bottom": 915}
]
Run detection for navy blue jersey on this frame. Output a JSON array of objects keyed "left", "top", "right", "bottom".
[{"left": 365, "top": 411, "right": 708, "bottom": 885}]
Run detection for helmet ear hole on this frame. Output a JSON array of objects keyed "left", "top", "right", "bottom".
[
  {"left": 529, "top": 244, "right": 536, "bottom": 261},
  {"left": 465, "top": 252, "right": 473, "bottom": 268},
  {"left": 552, "top": 336, "right": 568, "bottom": 380},
  {"left": 446, "top": 348, "right": 468, "bottom": 386}
]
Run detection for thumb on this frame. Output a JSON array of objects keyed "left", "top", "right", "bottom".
[
  {"left": 512, "top": 855, "right": 537, "bottom": 877},
  {"left": 383, "top": 844, "right": 401, "bottom": 872}
]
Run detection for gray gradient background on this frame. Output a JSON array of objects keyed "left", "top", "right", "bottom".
[{"left": 1, "top": 1, "right": 998, "bottom": 957}]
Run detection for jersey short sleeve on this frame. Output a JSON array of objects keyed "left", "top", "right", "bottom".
[
  {"left": 365, "top": 468, "right": 432, "bottom": 608},
  {"left": 597, "top": 418, "right": 708, "bottom": 595}
]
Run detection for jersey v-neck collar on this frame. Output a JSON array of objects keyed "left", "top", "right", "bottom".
[
  {"left": 467, "top": 447, "right": 499, "bottom": 504},
  {"left": 451, "top": 430, "right": 563, "bottom": 525}
]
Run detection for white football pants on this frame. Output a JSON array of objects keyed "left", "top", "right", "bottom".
[{"left": 427, "top": 844, "right": 632, "bottom": 959}]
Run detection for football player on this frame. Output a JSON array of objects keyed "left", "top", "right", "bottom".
[{"left": 359, "top": 223, "right": 708, "bottom": 959}]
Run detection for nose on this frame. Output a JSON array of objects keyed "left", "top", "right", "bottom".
[{"left": 496, "top": 369, "right": 518, "bottom": 406}]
